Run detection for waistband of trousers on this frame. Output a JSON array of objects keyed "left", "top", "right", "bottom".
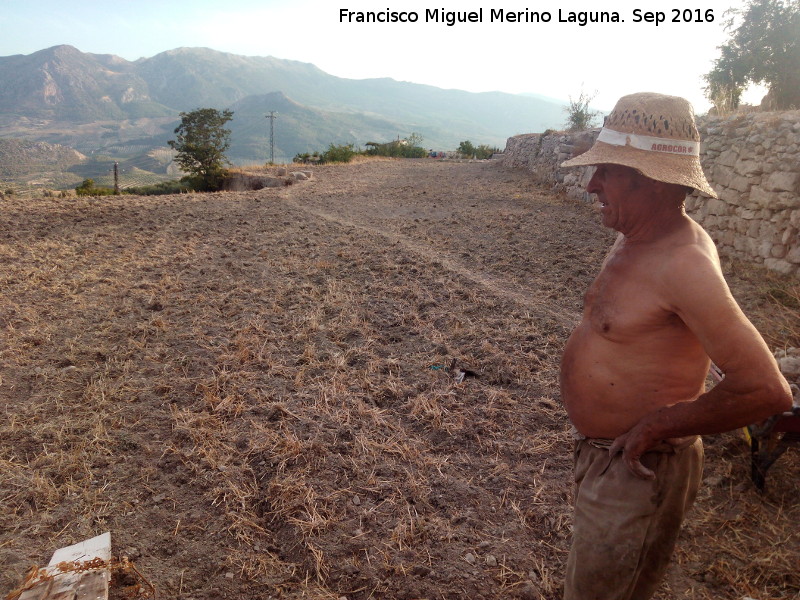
[{"left": 572, "top": 428, "right": 699, "bottom": 453}]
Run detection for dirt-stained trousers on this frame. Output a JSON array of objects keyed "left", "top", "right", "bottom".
[{"left": 564, "top": 436, "right": 704, "bottom": 600}]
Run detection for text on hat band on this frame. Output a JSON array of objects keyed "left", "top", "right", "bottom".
[{"left": 597, "top": 128, "right": 700, "bottom": 156}]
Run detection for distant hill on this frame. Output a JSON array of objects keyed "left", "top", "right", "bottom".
[
  {"left": 131, "top": 46, "right": 567, "bottom": 144},
  {"left": 0, "top": 138, "right": 87, "bottom": 190},
  {"left": 0, "top": 139, "right": 84, "bottom": 176},
  {"left": 0, "top": 45, "right": 173, "bottom": 122},
  {"left": 0, "top": 45, "right": 569, "bottom": 179}
]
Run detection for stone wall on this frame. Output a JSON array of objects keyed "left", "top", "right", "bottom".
[
  {"left": 501, "top": 110, "right": 800, "bottom": 276},
  {"left": 689, "top": 112, "right": 800, "bottom": 275}
]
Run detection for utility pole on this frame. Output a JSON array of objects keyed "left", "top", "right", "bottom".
[{"left": 266, "top": 111, "right": 277, "bottom": 164}]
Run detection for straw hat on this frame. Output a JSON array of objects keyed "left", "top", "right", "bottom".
[{"left": 561, "top": 92, "right": 718, "bottom": 198}]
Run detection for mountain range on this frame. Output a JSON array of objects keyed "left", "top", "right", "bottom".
[{"left": 0, "top": 45, "right": 568, "bottom": 185}]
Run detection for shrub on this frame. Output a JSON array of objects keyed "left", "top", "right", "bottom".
[
  {"left": 321, "top": 143, "right": 358, "bottom": 164},
  {"left": 474, "top": 144, "right": 498, "bottom": 159},
  {"left": 124, "top": 180, "right": 196, "bottom": 196},
  {"left": 455, "top": 141, "right": 499, "bottom": 159},
  {"left": 404, "top": 145, "right": 428, "bottom": 158},
  {"left": 364, "top": 133, "right": 427, "bottom": 158},
  {"left": 564, "top": 89, "right": 600, "bottom": 132},
  {"left": 293, "top": 153, "right": 321, "bottom": 164},
  {"left": 75, "top": 179, "right": 115, "bottom": 197}
]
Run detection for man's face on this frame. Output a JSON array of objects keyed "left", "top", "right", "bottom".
[{"left": 586, "top": 164, "right": 653, "bottom": 233}]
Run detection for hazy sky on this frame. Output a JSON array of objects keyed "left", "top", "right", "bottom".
[{"left": 0, "top": 0, "right": 766, "bottom": 113}]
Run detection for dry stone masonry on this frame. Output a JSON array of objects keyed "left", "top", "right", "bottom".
[
  {"left": 690, "top": 112, "right": 800, "bottom": 275},
  {"left": 502, "top": 110, "right": 800, "bottom": 276}
]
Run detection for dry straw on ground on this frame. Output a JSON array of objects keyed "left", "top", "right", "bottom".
[{"left": 1, "top": 159, "right": 797, "bottom": 599}]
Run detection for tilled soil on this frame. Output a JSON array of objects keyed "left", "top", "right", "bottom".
[{"left": 1, "top": 158, "right": 797, "bottom": 600}]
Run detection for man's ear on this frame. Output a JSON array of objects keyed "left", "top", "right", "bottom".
[{"left": 652, "top": 179, "right": 690, "bottom": 203}]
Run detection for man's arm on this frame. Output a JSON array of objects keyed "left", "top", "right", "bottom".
[{"left": 612, "top": 248, "right": 792, "bottom": 478}]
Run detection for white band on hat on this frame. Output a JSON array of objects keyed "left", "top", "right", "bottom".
[{"left": 597, "top": 127, "right": 700, "bottom": 156}]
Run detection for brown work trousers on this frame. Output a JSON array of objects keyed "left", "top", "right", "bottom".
[{"left": 564, "top": 437, "right": 703, "bottom": 600}]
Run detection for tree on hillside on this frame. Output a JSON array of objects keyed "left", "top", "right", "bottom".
[
  {"left": 704, "top": 0, "right": 800, "bottom": 111},
  {"left": 563, "top": 88, "right": 600, "bottom": 132},
  {"left": 168, "top": 108, "right": 234, "bottom": 191},
  {"left": 456, "top": 141, "right": 497, "bottom": 159},
  {"left": 458, "top": 140, "right": 476, "bottom": 157},
  {"left": 406, "top": 132, "right": 425, "bottom": 148}
]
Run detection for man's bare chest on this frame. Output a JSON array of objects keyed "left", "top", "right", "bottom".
[{"left": 584, "top": 263, "right": 683, "bottom": 340}]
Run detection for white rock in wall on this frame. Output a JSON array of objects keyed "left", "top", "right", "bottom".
[
  {"left": 757, "top": 221, "right": 780, "bottom": 243},
  {"left": 775, "top": 348, "right": 800, "bottom": 379},
  {"left": 717, "top": 149, "right": 738, "bottom": 168},
  {"left": 771, "top": 244, "right": 787, "bottom": 259},
  {"left": 729, "top": 175, "right": 753, "bottom": 193},
  {"left": 764, "top": 257, "right": 795, "bottom": 274},
  {"left": 774, "top": 191, "right": 799, "bottom": 210},
  {"left": 735, "top": 158, "right": 763, "bottom": 177},
  {"left": 785, "top": 245, "right": 800, "bottom": 264},
  {"left": 718, "top": 188, "right": 743, "bottom": 206},
  {"left": 765, "top": 171, "right": 799, "bottom": 193},
  {"left": 706, "top": 199, "right": 728, "bottom": 216},
  {"left": 748, "top": 186, "right": 775, "bottom": 209},
  {"left": 712, "top": 163, "right": 736, "bottom": 187},
  {"left": 563, "top": 173, "right": 579, "bottom": 186}
]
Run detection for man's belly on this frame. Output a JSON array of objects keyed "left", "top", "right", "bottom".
[{"left": 560, "top": 324, "right": 709, "bottom": 438}]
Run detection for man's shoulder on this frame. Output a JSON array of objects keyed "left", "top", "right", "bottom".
[
  {"left": 656, "top": 225, "right": 733, "bottom": 308},
  {"left": 659, "top": 219, "right": 720, "bottom": 269}
]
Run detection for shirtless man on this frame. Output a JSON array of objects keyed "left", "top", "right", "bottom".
[{"left": 559, "top": 92, "right": 792, "bottom": 600}]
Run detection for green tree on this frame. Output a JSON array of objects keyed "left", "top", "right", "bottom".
[
  {"left": 406, "top": 132, "right": 424, "bottom": 148},
  {"left": 474, "top": 144, "right": 498, "bottom": 159},
  {"left": 704, "top": 44, "right": 749, "bottom": 113},
  {"left": 564, "top": 88, "right": 600, "bottom": 132},
  {"left": 168, "top": 108, "right": 234, "bottom": 191},
  {"left": 705, "top": 0, "right": 800, "bottom": 111},
  {"left": 458, "top": 140, "right": 476, "bottom": 157}
]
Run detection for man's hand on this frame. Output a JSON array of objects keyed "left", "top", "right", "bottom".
[
  {"left": 610, "top": 417, "right": 702, "bottom": 479},
  {"left": 609, "top": 426, "right": 657, "bottom": 480}
]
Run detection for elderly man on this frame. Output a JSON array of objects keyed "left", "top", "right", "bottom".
[{"left": 559, "top": 92, "right": 792, "bottom": 600}]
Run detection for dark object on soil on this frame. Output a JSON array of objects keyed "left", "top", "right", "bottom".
[
  {"left": 746, "top": 398, "right": 800, "bottom": 491},
  {"left": 711, "top": 367, "right": 799, "bottom": 492},
  {"left": 448, "top": 358, "right": 479, "bottom": 384}
]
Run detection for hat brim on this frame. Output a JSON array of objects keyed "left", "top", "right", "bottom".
[{"left": 561, "top": 141, "right": 718, "bottom": 199}]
